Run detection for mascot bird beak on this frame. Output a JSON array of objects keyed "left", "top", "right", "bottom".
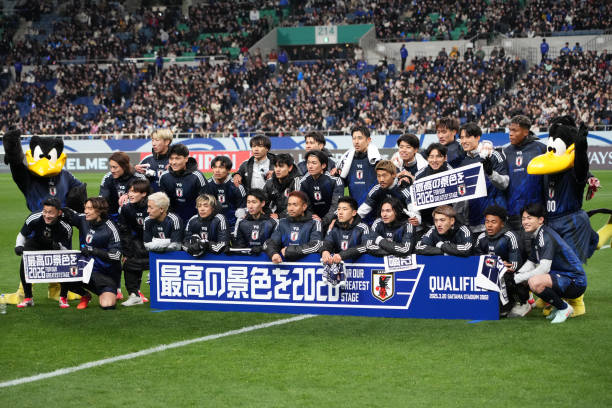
[
  {"left": 527, "top": 143, "right": 575, "bottom": 175},
  {"left": 25, "top": 150, "right": 67, "bottom": 177}
]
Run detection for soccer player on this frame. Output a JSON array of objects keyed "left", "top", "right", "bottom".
[
  {"left": 358, "top": 160, "right": 418, "bottom": 225},
  {"left": 143, "top": 192, "right": 184, "bottom": 253},
  {"left": 321, "top": 197, "right": 369, "bottom": 264},
  {"left": 234, "top": 135, "right": 275, "bottom": 192},
  {"left": 264, "top": 191, "right": 323, "bottom": 263},
  {"left": 100, "top": 151, "right": 147, "bottom": 220},
  {"left": 158, "top": 143, "right": 208, "bottom": 225},
  {"left": 298, "top": 150, "right": 344, "bottom": 229},
  {"left": 296, "top": 131, "right": 337, "bottom": 175},
  {"left": 501, "top": 115, "right": 546, "bottom": 230},
  {"left": 262, "top": 153, "right": 301, "bottom": 219},
  {"left": 415, "top": 205, "right": 472, "bottom": 256},
  {"left": 336, "top": 125, "right": 381, "bottom": 206},
  {"left": 14, "top": 197, "right": 73, "bottom": 308},
  {"left": 183, "top": 194, "right": 229, "bottom": 256},
  {"left": 204, "top": 155, "right": 247, "bottom": 229},
  {"left": 456, "top": 122, "right": 508, "bottom": 233},
  {"left": 135, "top": 128, "right": 173, "bottom": 191},
  {"left": 414, "top": 143, "right": 452, "bottom": 229},
  {"left": 435, "top": 117, "right": 464, "bottom": 168},
  {"left": 117, "top": 179, "right": 152, "bottom": 306},
  {"left": 365, "top": 197, "right": 416, "bottom": 257},
  {"left": 61, "top": 197, "right": 122, "bottom": 310},
  {"left": 392, "top": 133, "right": 427, "bottom": 183},
  {"left": 514, "top": 203, "right": 587, "bottom": 324},
  {"left": 233, "top": 189, "right": 278, "bottom": 254}
]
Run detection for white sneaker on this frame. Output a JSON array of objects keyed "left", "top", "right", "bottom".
[
  {"left": 551, "top": 303, "right": 574, "bottom": 324},
  {"left": 122, "top": 293, "right": 144, "bottom": 307},
  {"left": 508, "top": 302, "right": 532, "bottom": 318}
]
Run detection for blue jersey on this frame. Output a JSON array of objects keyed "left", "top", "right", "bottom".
[
  {"left": 503, "top": 136, "right": 546, "bottom": 216},
  {"left": 118, "top": 199, "right": 147, "bottom": 241},
  {"left": 140, "top": 150, "right": 170, "bottom": 191},
  {"left": 263, "top": 213, "right": 323, "bottom": 260},
  {"left": 23, "top": 170, "right": 84, "bottom": 212},
  {"left": 321, "top": 216, "right": 369, "bottom": 261},
  {"left": 367, "top": 218, "right": 415, "bottom": 257},
  {"left": 233, "top": 214, "right": 278, "bottom": 248},
  {"left": 298, "top": 173, "right": 344, "bottom": 226},
  {"left": 185, "top": 213, "right": 229, "bottom": 254},
  {"left": 100, "top": 171, "right": 147, "bottom": 216},
  {"left": 475, "top": 228, "right": 522, "bottom": 271},
  {"left": 297, "top": 155, "right": 336, "bottom": 175},
  {"left": 18, "top": 211, "right": 73, "bottom": 250},
  {"left": 144, "top": 212, "right": 184, "bottom": 244},
  {"left": 344, "top": 153, "right": 377, "bottom": 206},
  {"left": 530, "top": 225, "right": 585, "bottom": 285},
  {"left": 158, "top": 158, "right": 208, "bottom": 225},
  {"left": 204, "top": 176, "right": 246, "bottom": 229},
  {"left": 416, "top": 224, "right": 472, "bottom": 257},
  {"left": 359, "top": 178, "right": 412, "bottom": 221},
  {"left": 543, "top": 168, "right": 583, "bottom": 218}
]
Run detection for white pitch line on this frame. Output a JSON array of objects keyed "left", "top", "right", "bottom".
[{"left": 0, "top": 314, "right": 315, "bottom": 389}]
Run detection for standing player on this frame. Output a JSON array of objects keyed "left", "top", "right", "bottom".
[
  {"left": 262, "top": 153, "right": 301, "bottom": 219},
  {"left": 296, "top": 132, "right": 337, "bottom": 175},
  {"left": 135, "top": 128, "right": 173, "bottom": 191},
  {"left": 158, "top": 144, "right": 208, "bottom": 225},
  {"left": 365, "top": 197, "right": 416, "bottom": 257},
  {"left": 233, "top": 189, "right": 278, "bottom": 254},
  {"left": 298, "top": 150, "right": 344, "bottom": 229},
  {"left": 100, "top": 151, "right": 147, "bottom": 221},
  {"left": 205, "top": 156, "right": 247, "bottom": 230},
  {"left": 392, "top": 133, "right": 427, "bottom": 183},
  {"left": 321, "top": 197, "right": 370, "bottom": 264},
  {"left": 514, "top": 203, "right": 587, "bottom": 324},
  {"left": 435, "top": 117, "right": 464, "bottom": 168},
  {"left": 415, "top": 205, "right": 472, "bottom": 257},
  {"left": 264, "top": 191, "right": 323, "bottom": 263},
  {"left": 14, "top": 198, "right": 73, "bottom": 308},
  {"left": 414, "top": 143, "right": 452, "bottom": 230},
  {"left": 183, "top": 194, "right": 229, "bottom": 256},
  {"left": 143, "top": 192, "right": 184, "bottom": 253},
  {"left": 234, "top": 135, "right": 276, "bottom": 193}
]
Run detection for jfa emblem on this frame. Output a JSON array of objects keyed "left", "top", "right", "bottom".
[
  {"left": 290, "top": 231, "right": 299, "bottom": 241},
  {"left": 218, "top": 194, "right": 225, "bottom": 204},
  {"left": 201, "top": 231, "right": 208, "bottom": 240},
  {"left": 158, "top": 232, "right": 166, "bottom": 239},
  {"left": 70, "top": 266, "right": 78, "bottom": 277},
  {"left": 43, "top": 227, "right": 52, "bottom": 239},
  {"left": 49, "top": 186, "right": 57, "bottom": 196},
  {"left": 314, "top": 191, "right": 322, "bottom": 201},
  {"left": 458, "top": 184, "right": 466, "bottom": 196},
  {"left": 515, "top": 155, "right": 523, "bottom": 167},
  {"left": 176, "top": 188, "right": 183, "bottom": 197},
  {"left": 372, "top": 270, "right": 394, "bottom": 302},
  {"left": 548, "top": 184, "right": 555, "bottom": 199},
  {"left": 341, "top": 241, "right": 348, "bottom": 250},
  {"left": 284, "top": 189, "right": 290, "bottom": 197},
  {"left": 485, "top": 257, "right": 495, "bottom": 268},
  {"left": 137, "top": 217, "right": 144, "bottom": 225},
  {"left": 85, "top": 234, "right": 93, "bottom": 244},
  {"left": 356, "top": 170, "right": 363, "bottom": 180},
  {"left": 251, "top": 230, "right": 259, "bottom": 240}
]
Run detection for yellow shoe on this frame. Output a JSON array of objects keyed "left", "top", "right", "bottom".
[
  {"left": 67, "top": 291, "right": 81, "bottom": 301},
  {"left": 596, "top": 216, "right": 612, "bottom": 249},
  {"left": 48, "top": 283, "right": 61, "bottom": 301},
  {"left": 3, "top": 283, "right": 25, "bottom": 304},
  {"left": 534, "top": 297, "right": 549, "bottom": 309},
  {"left": 565, "top": 295, "right": 586, "bottom": 317},
  {"left": 542, "top": 305, "right": 553, "bottom": 316}
]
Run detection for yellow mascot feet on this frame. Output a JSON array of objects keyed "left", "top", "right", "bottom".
[
  {"left": 48, "top": 282, "right": 81, "bottom": 301},
  {"left": 566, "top": 295, "right": 586, "bottom": 317},
  {"left": 3, "top": 283, "right": 25, "bottom": 304},
  {"left": 596, "top": 215, "right": 612, "bottom": 249}
]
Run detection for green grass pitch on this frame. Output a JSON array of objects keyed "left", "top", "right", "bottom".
[{"left": 0, "top": 171, "right": 611, "bottom": 407}]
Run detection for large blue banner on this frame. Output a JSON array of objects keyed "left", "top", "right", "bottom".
[{"left": 150, "top": 253, "right": 499, "bottom": 320}]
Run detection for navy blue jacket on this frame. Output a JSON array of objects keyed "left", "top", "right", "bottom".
[
  {"left": 117, "top": 199, "right": 148, "bottom": 258},
  {"left": 144, "top": 212, "right": 184, "bottom": 252},
  {"left": 321, "top": 216, "right": 369, "bottom": 261},
  {"left": 159, "top": 157, "right": 208, "bottom": 225},
  {"left": 530, "top": 226, "right": 585, "bottom": 281},
  {"left": 100, "top": 170, "right": 146, "bottom": 216},
  {"left": 21, "top": 170, "right": 84, "bottom": 212},
  {"left": 444, "top": 140, "right": 465, "bottom": 168},
  {"left": 233, "top": 213, "right": 278, "bottom": 250},
  {"left": 139, "top": 150, "right": 170, "bottom": 191},
  {"left": 366, "top": 218, "right": 415, "bottom": 257},
  {"left": 543, "top": 167, "right": 584, "bottom": 218},
  {"left": 204, "top": 176, "right": 246, "bottom": 229},
  {"left": 298, "top": 172, "right": 344, "bottom": 227},
  {"left": 358, "top": 178, "right": 412, "bottom": 220},
  {"left": 17, "top": 211, "right": 73, "bottom": 250},
  {"left": 264, "top": 213, "right": 323, "bottom": 261},
  {"left": 185, "top": 213, "right": 230, "bottom": 254},
  {"left": 342, "top": 151, "right": 378, "bottom": 206},
  {"left": 475, "top": 227, "right": 522, "bottom": 271},
  {"left": 416, "top": 223, "right": 473, "bottom": 257}
]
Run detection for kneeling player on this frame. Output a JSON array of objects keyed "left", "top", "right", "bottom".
[
  {"left": 264, "top": 191, "right": 323, "bottom": 263},
  {"left": 321, "top": 197, "right": 369, "bottom": 264},
  {"left": 365, "top": 197, "right": 415, "bottom": 257},
  {"left": 233, "top": 189, "right": 278, "bottom": 255},
  {"left": 183, "top": 194, "right": 229, "bottom": 256},
  {"left": 144, "top": 192, "right": 184, "bottom": 253},
  {"left": 415, "top": 205, "right": 472, "bottom": 256},
  {"left": 514, "top": 203, "right": 587, "bottom": 323}
]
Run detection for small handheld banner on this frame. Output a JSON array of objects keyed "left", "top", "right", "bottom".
[
  {"left": 383, "top": 254, "right": 417, "bottom": 273},
  {"left": 410, "top": 162, "right": 487, "bottom": 210},
  {"left": 150, "top": 252, "right": 499, "bottom": 320},
  {"left": 22, "top": 250, "right": 93, "bottom": 283}
]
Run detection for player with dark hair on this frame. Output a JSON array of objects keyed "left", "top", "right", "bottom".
[
  {"left": 514, "top": 203, "right": 587, "bottom": 324},
  {"left": 365, "top": 197, "right": 416, "bottom": 257},
  {"left": 183, "top": 194, "right": 229, "bottom": 256},
  {"left": 14, "top": 197, "right": 73, "bottom": 308},
  {"left": 415, "top": 205, "right": 472, "bottom": 256},
  {"left": 60, "top": 197, "right": 122, "bottom": 310},
  {"left": 414, "top": 143, "right": 451, "bottom": 229},
  {"left": 393, "top": 133, "right": 427, "bottom": 182},
  {"left": 321, "top": 196, "right": 369, "bottom": 264},
  {"left": 135, "top": 128, "right": 173, "bottom": 191},
  {"left": 158, "top": 143, "right": 208, "bottom": 225},
  {"left": 100, "top": 151, "right": 146, "bottom": 220},
  {"left": 205, "top": 155, "right": 246, "bottom": 229},
  {"left": 297, "top": 132, "right": 336, "bottom": 175},
  {"left": 117, "top": 179, "right": 152, "bottom": 306},
  {"left": 234, "top": 135, "right": 276, "bottom": 192},
  {"left": 143, "top": 191, "right": 184, "bottom": 253},
  {"left": 233, "top": 189, "right": 278, "bottom": 254},
  {"left": 264, "top": 191, "right": 323, "bottom": 263},
  {"left": 298, "top": 150, "right": 344, "bottom": 229},
  {"left": 262, "top": 153, "right": 301, "bottom": 219},
  {"left": 436, "top": 117, "right": 464, "bottom": 167}
]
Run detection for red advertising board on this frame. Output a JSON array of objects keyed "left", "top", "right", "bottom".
[{"left": 139, "top": 150, "right": 252, "bottom": 172}]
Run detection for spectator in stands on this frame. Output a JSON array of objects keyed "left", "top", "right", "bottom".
[
  {"left": 561, "top": 42, "right": 571, "bottom": 55},
  {"left": 234, "top": 135, "right": 275, "bottom": 192},
  {"left": 540, "top": 38, "right": 549, "bottom": 62},
  {"left": 400, "top": 44, "right": 408, "bottom": 71},
  {"left": 183, "top": 194, "right": 229, "bottom": 256},
  {"left": 415, "top": 205, "right": 472, "bottom": 257}
]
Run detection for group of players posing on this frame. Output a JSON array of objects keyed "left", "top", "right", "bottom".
[{"left": 15, "top": 116, "right": 596, "bottom": 324}]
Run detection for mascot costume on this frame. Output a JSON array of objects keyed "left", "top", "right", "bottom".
[
  {"left": 527, "top": 116, "right": 604, "bottom": 317},
  {"left": 2, "top": 129, "right": 87, "bottom": 304}
]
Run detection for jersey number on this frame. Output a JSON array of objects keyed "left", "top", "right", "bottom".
[{"left": 547, "top": 200, "right": 556, "bottom": 212}]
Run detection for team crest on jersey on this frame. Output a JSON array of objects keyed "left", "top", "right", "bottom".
[
  {"left": 485, "top": 258, "right": 495, "bottom": 268},
  {"left": 341, "top": 240, "right": 348, "bottom": 250},
  {"left": 218, "top": 194, "right": 225, "bottom": 204},
  {"left": 548, "top": 184, "right": 555, "bottom": 199},
  {"left": 49, "top": 186, "right": 57, "bottom": 196},
  {"left": 515, "top": 155, "right": 523, "bottom": 167},
  {"left": 372, "top": 270, "right": 394, "bottom": 302},
  {"left": 251, "top": 230, "right": 259, "bottom": 240},
  {"left": 290, "top": 231, "right": 299, "bottom": 241},
  {"left": 85, "top": 234, "right": 93, "bottom": 244},
  {"left": 43, "top": 227, "right": 52, "bottom": 239},
  {"left": 284, "top": 189, "right": 290, "bottom": 197},
  {"left": 458, "top": 184, "right": 466, "bottom": 196},
  {"left": 176, "top": 188, "right": 183, "bottom": 197},
  {"left": 137, "top": 217, "right": 144, "bottom": 225},
  {"left": 356, "top": 170, "right": 363, "bottom": 180},
  {"left": 158, "top": 231, "right": 166, "bottom": 239},
  {"left": 201, "top": 231, "right": 208, "bottom": 240},
  {"left": 314, "top": 191, "right": 322, "bottom": 201},
  {"left": 70, "top": 266, "right": 78, "bottom": 276}
]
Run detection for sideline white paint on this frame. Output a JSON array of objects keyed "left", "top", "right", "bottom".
[{"left": 0, "top": 314, "right": 315, "bottom": 388}]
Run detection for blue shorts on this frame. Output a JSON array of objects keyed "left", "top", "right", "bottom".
[
  {"left": 551, "top": 272, "right": 586, "bottom": 299},
  {"left": 547, "top": 211, "right": 598, "bottom": 263}
]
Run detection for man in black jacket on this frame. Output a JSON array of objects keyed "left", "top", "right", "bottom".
[
  {"left": 415, "top": 205, "right": 472, "bottom": 256},
  {"left": 233, "top": 135, "right": 276, "bottom": 192},
  {"left": 262, "top": 153, "right": 300, "bottom": 219}
]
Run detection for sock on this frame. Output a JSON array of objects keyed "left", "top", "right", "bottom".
[
  {"left": 538, "top": 288, "right": 566, "bottom": 310},
  {"left": 100, "top": 305, "right": 116, "bottom": 310}
]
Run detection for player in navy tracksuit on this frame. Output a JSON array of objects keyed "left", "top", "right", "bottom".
[
  {"left": 204, "top": 156, "right": 247, "bottom": 230},
  {"left": 416, "top": 205, "right": 472, "bottom": 256},
  {"left": 296, "top": 132, "right": 337, "bottom": 175},
  {"left": 394, "top": 133, "right": 428, "bottom": 181},
  {"left": 100, "top": 151, "right": 147, "bottom": 220},
  {"left": 414, "top": 143, "right": 453, "bottom": 230},
  {"left": 117, "top": 179, "right": 151, "bottom": 306},
  {"left": 61, "top": 197, "right": 122, "bottom": 310},
  {"left": 183, "top": 194, "right": 229, "bottom": 256},
  {"left": 233, "top": 189, "right": 278, "bottom": 254},
  {"left": 158, "top": 144, "right": 208, "bottom": 225},
  {"left": 474, "top": 205, "right": 525, "bottom": 316},
  {"left": 264, "top": 191, "right": 323, "bottom": 263},
  {"left": 456, "top": 122, "right": 508, "bottom": 233},
  {"left": 436, "top": 117, "right": 465, "bottom": 168},
  {"left": 321, "top": 197, "right": 369, "bottom": 263},
  {"left": 134, "top": 128, "right": 173, "bottom": 191},
  {"left": 365, "top": 197, "right": 416, "bottom": 257},
  {"left": 514, "top": 203, "right": 587, "bottom": 324},
  {"left": 298, "top": 150, "right": 344, "bottom": 229},
  {"left": 501, "top": 116, "right": 547, "bottom": 230},
  {"left": 14, "top": 198, "right": 73, "bottom": 308},
  {"left": 262, "top": 153, "right": 301, "bottom": 219},
  {"left": 143, "top": 192, "right": 184, "bottom": 253}
]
